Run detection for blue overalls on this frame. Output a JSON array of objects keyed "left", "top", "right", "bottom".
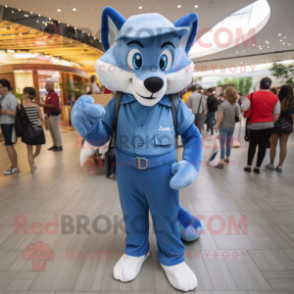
[{"left": 102, "top": 93, "right": 194, "bottom": 266}]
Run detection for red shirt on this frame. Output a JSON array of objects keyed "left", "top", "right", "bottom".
[
  {"left": 247, "top": 91, "right": 279, "bottom": 124},
  {"left": 44, "top": 90, "right": 60, "bottom": 113},
  {"left": 104, "top": 88, "right": 113, "bottom": 94}
]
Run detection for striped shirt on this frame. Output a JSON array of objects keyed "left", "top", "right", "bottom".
[{"left": 24, "top": 106, "right": 41, "bottom": 126}]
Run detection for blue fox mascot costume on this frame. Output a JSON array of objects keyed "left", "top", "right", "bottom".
[{"left": 72, "top": 7, "right": 203, "bottom": 292}]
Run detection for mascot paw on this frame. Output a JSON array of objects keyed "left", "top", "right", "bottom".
[
  {"left": 161, "top": 262, "right": 198, "bottom": 292},
  {"left": 113, "top": 253, "right": 149, "bottom": 282},
  {"left": 179, "top": 220, "right": 203, "bottom": 242},
  {"left": 71, "top": 95, "right": 106, "bottom": 137},
  {"left": 170, "top": 160, "right": 198, "bottom": 190}
]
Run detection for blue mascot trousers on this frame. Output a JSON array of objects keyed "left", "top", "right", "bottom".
[{"left": 116, "top": 150, "right": 185, "bottom": 266}]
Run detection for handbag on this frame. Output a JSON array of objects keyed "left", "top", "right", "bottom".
[
  {"left": 235, "top": 104, "right": 240, "bottom": 123},
  {"left": 11, "top": 126, "right": 18, "bottom": 144},
  {"left": 244, "top": 93, "right": 253, "bottom": 142},
  {"left": 105, "top": 92, "right": 123, "bottom": 178},
  {"left": 18, "top": 104, "right": 45, "bottom": 145},
  {"left": 194, "top": 95, "right": 204, "bottom": 133}
]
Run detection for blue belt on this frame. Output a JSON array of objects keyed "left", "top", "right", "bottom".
[{"left": 115, "top": 148, "right": 177, "bottom": 170}]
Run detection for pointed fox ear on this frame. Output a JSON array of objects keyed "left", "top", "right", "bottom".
[
  {"left": 174, "top": 13, "right": 199, "bottom": 54},
  {"left": 101, "top": 7, "right": 126, "bottom": 51}
]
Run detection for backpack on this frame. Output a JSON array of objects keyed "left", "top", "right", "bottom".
[
  {"left": 207, "top": 95, "right": 218, "bottom": 112},
  {"left": 105, "top": 92, "right": 180, "bottom": 178}
]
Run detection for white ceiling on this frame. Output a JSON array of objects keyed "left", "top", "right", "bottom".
[
  {"left": 0, "top": 0, "right": 253, "bottom": 40},
  {"left": 0, "top": 0, "right": 293, "bottom": 67}
]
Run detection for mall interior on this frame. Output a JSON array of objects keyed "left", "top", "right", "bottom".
[{"left": 0, "top": 0, "right": 294, "bottom": 293}]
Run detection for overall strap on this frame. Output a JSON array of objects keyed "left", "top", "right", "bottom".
[
  {"left": 169, "top": 93, "right": 180, "bottom": 136},
  {"left": 109, "top": 91, "right": 123, "bottom": 149}
]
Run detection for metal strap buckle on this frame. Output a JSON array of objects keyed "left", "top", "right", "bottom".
[{"left": 136, "top": 157, "right": 148, "bottom": 170}]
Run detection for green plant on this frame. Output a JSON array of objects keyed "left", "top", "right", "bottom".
[
  {"left": 13, "top": 88, "right": 23, "bottom": 103},
  {"left": 216, "top": 77, "right": 253, "bottom": 95},
  {"left": 270, "top": 61, "right": 294, "bottom": 86},
  {"left": 59, "top": 79, "right": 89, "bottom": 100}
]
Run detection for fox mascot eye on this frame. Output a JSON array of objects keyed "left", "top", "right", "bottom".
[
  {"left": 159, "top": 49, "right": 172, "bottom": 71},
  {"left": 128, "top": 49, "right": 143, "bottom": 70}
]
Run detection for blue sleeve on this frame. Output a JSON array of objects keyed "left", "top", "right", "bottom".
[
  {"left": 177, "top": 99, "right": 195, "bottom": 135},
  {"left": 83, "top": 99, "right": 115, "bottom": 147},
  {"left": 181, "top": 123, "right": 202, "bottom": 173}
]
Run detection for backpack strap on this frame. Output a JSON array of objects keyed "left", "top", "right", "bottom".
[
  {"left": 109, "top": 91, "right": 123, "bottom": 148},
  {"left": 169, "top": 93, "right": 180, "bottom": 136}
]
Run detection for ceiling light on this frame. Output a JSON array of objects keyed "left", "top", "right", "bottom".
[
  {"left": 5, "top": 5, "right": 7, "bottom": 8},
  {"left": 36, "top": 20, "right": 39, "bottom": 23},
  {"left": 58, "top": 21, "right": 60, "bottom": 23},
  {"left": 7, "top": 50, "right": 15, "bottom": 53},
  {"left": 267, "top": 46, "right": 270, "bottom": 48},
  {"left": 57, "top": 9, "right": 61, "bottom": 12},
  {"left": 24, "top": 14, "right": 29, "bottom": 17},
  {"left": 138, "top": 6, "right": 142, "bottom": 9},
  {"left": 177, "top": 5, "right": 182, "bottom": 8},
  {"left": 38, "top": 14, "right": 41, "bottom": 17},
  {"left": 11, "top": 11, "right": 14, "bottom": 13},
  {"left": 280, "top": 40, "right": 283, "bottom": 42},
  {"left": 289, "top": 44, "right": 291, "bottom": 46},
  {"left": 283, "top": 43, "right": 285, "bottom": 45},
  {"left": 284, "top": 36, "right": 287, "bottom": 39},
  {"left": 278, "top": 33, "right": 281, "bottom": 36},
  {"left": 236, "top": 51, "right": 238, "bottom": 53},
  {"left": 18, "top": 9, "right": 21, "bottom": 11},
  {"left": 194, "top": 5, "right": 199, "bottom": 8},
  {"left": 49, "top": 17, "right": 51, "bottom": 20},
  {"left": 72, "top": 8, "right": 77, "bottom": 11},
  {"left": 30, "top": 12, "right": 33, "bottom": 14}
]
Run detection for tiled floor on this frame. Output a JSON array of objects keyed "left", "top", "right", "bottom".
[{"left": 0, "top": 124, "right": 294, "bottom": 294}]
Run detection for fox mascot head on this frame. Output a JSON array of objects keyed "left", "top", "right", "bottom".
[{"left": 96, "top": 7, "right": 198, "bottom": 107}]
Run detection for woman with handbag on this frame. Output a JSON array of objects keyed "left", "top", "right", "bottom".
[
  {"left": 16, "top": 87, "right": 45, "bottom": 174},
  {"left": 265, "top": 85, "right": 294, "bottom": 173},
  {"left": 241, "top": 77, "right": 280, "bottom": 174},
  {"left": 214, "top": 86, "right": 240, "bottom": 169}
]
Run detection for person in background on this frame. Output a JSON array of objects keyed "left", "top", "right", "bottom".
[
  {"left": 21, "top": 87, "right": 45, "bottom": 174},
  {"left": 182, "top": 86, "right": 192, "bottom": 105},
  {"left": 218, "top": 93, "right": 225, "bottom": 103},
  {"left": 196, "top": 86, "right": 202, "bottom": 94},
  {"left": 238, "top": 92, "right": 245, "bottom": 106},
  {"left": 187, "top": 85, "right": 206, "bottom": 134},
  {"left": 0, "top": 79, "right": 19, "bottom": 175},
  {"left": 91, "top": 75, "right": 101, "bottom": 94},
  {"left": 270, "top": 87, "right": 279, "bottom": 96},
  {"left": 215, "top": 87, "right": 240, "bottom": 169},
  {"left": 67, "top": 94, "right": 76, "bottom": 106},
  {"left": 38, "top": 81, "right": 63, "bottom": 152},
  {"left": 266, "top": 85, "right": 294, "bottom": 172},
  {"left": 242, "top": 77, "right": 280, "bottom": 173},
  {"left": 206, "top": 88, "right": 218, "bottom": 137}
]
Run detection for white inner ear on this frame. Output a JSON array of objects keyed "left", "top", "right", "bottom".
[
  {"left": 107, "top": 15, "right": 119, "bottom": 48},
  {"left": 179, "top": 24, "right": 193, "bottom": 52}
]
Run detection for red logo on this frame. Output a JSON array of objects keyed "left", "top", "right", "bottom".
[{"left": 23, "top": 242, "right": 55, "bottom": 272}]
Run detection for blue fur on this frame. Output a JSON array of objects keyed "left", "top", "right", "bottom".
[
  {"left": 178, "top": 206, "right": 203, "bottom": 241},
  {"left": 101, "top": 7, "right": 126, "bottom": 51},
  {"left": 170, "top": 124, "right": 202, "bottom": 190},
  {"left": 174, "top": 13, "right": 199, "bottom": 54}
]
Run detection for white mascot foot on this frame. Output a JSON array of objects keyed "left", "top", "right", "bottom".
[
  {"left": 161, "top": 262, "right": 198, "bottom": 292},
  {"left": 113, "top": 252, "right": 149, "bottom": 282}
]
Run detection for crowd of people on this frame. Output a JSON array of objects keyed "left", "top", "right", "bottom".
[
  {"left": 1, "top": 76, "right": 293, "bottom": 175},
  {"left": 0, "top": 79, "right": 62, "bottom": 175},
  {"left": 181, "top": 77, "right": 294, "bottom": 173}
]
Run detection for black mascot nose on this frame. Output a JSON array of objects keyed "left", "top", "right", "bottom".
[{"left": 144, "top": 77, "right": 164, "bottom": 93}]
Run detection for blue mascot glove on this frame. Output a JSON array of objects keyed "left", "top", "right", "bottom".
[
  {"left": 71, "top": 95, "right": 106, "bottom": 137},
  {"left": 170, "top": 160, "right": 198, "bottom": 190}
]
